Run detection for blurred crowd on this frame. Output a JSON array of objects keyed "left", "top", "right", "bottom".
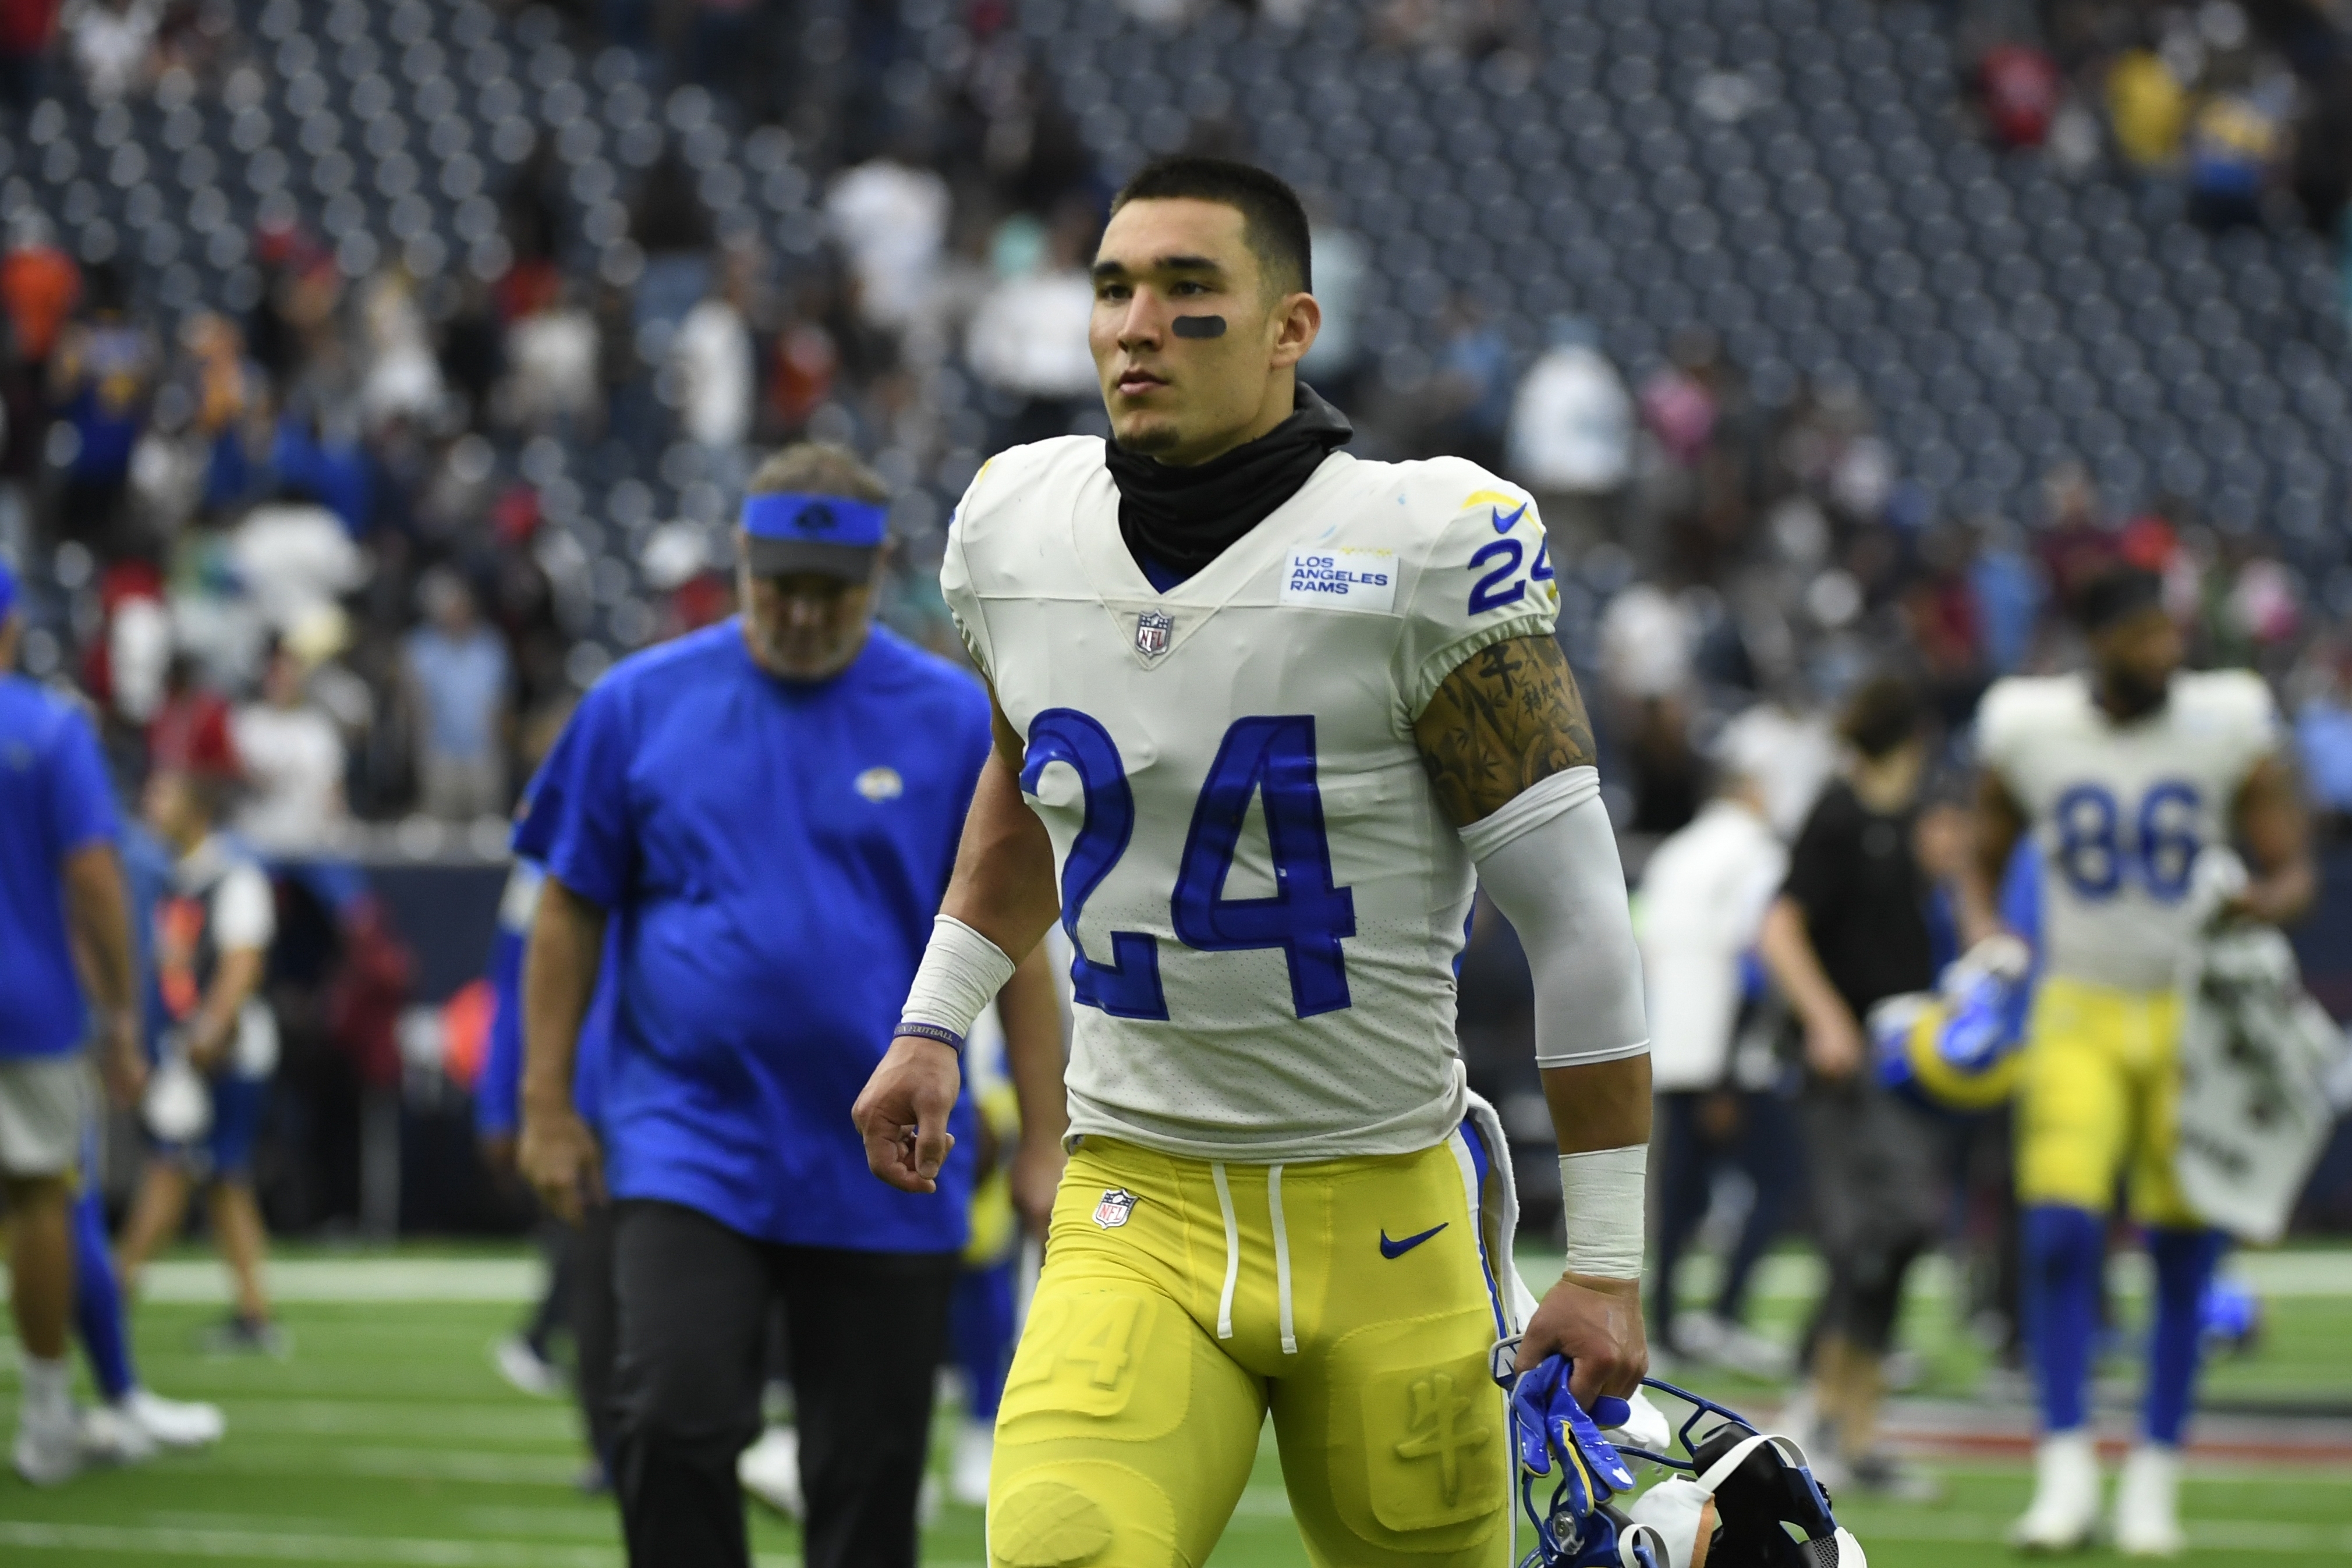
[{"left": 1965, "top": 0, "right": 2352, "bottom": 265}]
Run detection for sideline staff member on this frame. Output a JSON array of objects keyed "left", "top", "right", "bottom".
[
  {"left": 0, "top": 559, "right": 143, "bottom": 1485},
  {"left": 516, "top": 446, "right": 1065, "bottom": 1568}
]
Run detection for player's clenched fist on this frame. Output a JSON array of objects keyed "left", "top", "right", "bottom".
[
  {"left": 1517, "top": 1272, "right": 1649, "bottom": 1414},
  {"left": 852, "top": 1035, "right": 961, "bottom": 1194}
]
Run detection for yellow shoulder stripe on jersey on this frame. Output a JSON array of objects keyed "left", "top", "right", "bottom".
[{"left": 1459, "top": 489, "right": 1522, "bottom": 512}]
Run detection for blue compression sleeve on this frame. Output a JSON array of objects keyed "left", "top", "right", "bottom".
[
  {"left": 73, "top": 1182, "right": 136, "bottom": 1402},
  {"left": 2022, "top": 1204, "right": 2103, "bottom": 1435},
  {"left": 2145, "top": 1227, "right": 2224, "bottom": 1447}
]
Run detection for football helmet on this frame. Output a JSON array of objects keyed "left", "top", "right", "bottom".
[
  {"left": 1492, "top": 1340, "right": 1865, "bottom": 1568},
  {"left": 1868, "top": 934, "right": 2034, "bottom": 1115}
]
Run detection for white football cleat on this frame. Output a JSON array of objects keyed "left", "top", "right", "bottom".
[
  {"left": 2112, "top": 1445, "right": 2185, "bottom": 1558},
  {"left": 2010, "top": 1430, "right": 2102, "bottom": 1552},
  {"left": 738, "top": 1424, "right": 803, "bottom": 1519},
  {"left": 14, "top": 1406, "right": 84, "bottom": 1487},
  {"left": 950, "top": 1418, "right": 993, "bottom": 1508},
  {"left": 125, "top": 1388, "right": 226, "bottom": 1448},
  {"left": 79, "top": 1402, "right": 157, "bottom": 1466}
]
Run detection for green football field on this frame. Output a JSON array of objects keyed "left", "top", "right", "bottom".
[{"left": 2, "top": 1247, "right": 2349, "bottom": 1566}]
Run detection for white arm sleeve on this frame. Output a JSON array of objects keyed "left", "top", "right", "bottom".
[{"left": 1461, "top": 766, "right": 1649, "bottom": 1070}]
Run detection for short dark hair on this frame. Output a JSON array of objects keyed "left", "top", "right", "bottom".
[
  {"left": 2073, "top": 565, "right": 2165, "bottom": 634},
  {"left": 1838, "top": 674, "right": 1923, "bottom": 761},
  {"left": 1111, "top": 156, "right": 1312, "bottom": 295},
  {"left": 746, "top": 442, "right": 889, "bottom": 503}
]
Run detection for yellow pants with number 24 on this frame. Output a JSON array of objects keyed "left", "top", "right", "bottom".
[{"left": 986, "top": 1129, "right": 1516, "bottom": 1568}]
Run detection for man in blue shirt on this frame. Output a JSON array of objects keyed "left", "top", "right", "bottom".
[
  {"left": 0, "top": 559, "right": 144, "bottom": 1485},
  {"left": 515, "top": 446, "right": 1067, "bottom": 1568}
]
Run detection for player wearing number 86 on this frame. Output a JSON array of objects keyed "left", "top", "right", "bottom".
[
  {"left": 852, "top": 155, "right": 1656, "bottom": 1567},
  {"left": 1969, "top": 565, "right": 2314, "bottom": 1558}
]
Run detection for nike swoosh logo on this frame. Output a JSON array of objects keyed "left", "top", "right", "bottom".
[
  {"left": 1490, "top": 502, "right": 1528, "bottom": 534},
  {"left": 1379, "top": 1223, "right": 1448, "bottom": 1258}
]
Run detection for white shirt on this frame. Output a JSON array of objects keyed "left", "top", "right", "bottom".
[
  {"left": 945, "top": 438, "right": 1561, "bottom": 1161},
  {"left": 965, "top": 271, "right": 1095, "bottom": 399},
  {"left": 1508, "top": 345, "right": 1634, "bottom": 493},
  {"left": 1978, "top": 670, "right": 2279, "bottom": 991},
  {"left": 232, "top": 702, "right": 345, "bottom": 852},
  {"left": 1637, "top": 799, "right": 1786, "bottom": 1091},
  {"left": 671, "top": 298, "right": 752, "bottom": 449},
  {"left": 824, "top": 159, "right": 950, "bottom": 331}
]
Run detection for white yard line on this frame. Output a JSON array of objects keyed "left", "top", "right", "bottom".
[
  {"left": 0, "top": 1522, "right": 962, "bottom": 1568},
  {"left": 1834, "top": 1512, "right": 2352, "bottom": 1554}
]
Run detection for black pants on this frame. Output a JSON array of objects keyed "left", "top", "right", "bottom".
[
  {"left": 574, "top": 1201, "right": 621, "bottom": 1470},
  {"left": 1800, "top": 1079, "right": 1946, "bottom": 1355},
  {"left": 610, "top": 1200, "right": 958, "bottom": 1568},
  {"left": 1650, "top": 1088, "right": 1800, "bottom": 1349}
]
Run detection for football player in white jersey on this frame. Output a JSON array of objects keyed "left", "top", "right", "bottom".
[
  {"left": 1968, "top": 566, "right": 2313, "bottom": 1556},
  {"left": 852, "top": 157, "right": 1653, "bottom": 1566}
]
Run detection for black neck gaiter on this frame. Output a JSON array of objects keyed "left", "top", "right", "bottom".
[{"left": 1106, "top": 384, "right": 1354, "bottom": 583}]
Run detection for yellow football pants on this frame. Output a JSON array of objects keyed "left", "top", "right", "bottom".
[
  {"left": 987, "top": 1131, "right": 1515, "bottom": 1568},
  {"left": 2015, "top": 975, "right": 2199, "bottom": 1227}
]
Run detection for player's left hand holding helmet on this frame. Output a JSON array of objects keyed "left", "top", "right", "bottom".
[{"left": 1494, "top": 1340, "right": 1866, "bottom": 1568}]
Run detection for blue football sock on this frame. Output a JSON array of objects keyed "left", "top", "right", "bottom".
[
  {"left": 2022, "top": 1204, "right": 2104, "bottom": 1435},
  {"left": 73, "top": 1182, "right": 137, "bottom": 1403},
  {"left": 2144, "top": 1226, "right": 2223, "bottom": 1448}
]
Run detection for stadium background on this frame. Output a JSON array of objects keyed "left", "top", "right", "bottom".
[{"left": 2, "top": 0, "right": 2351, "bottom": 1562}]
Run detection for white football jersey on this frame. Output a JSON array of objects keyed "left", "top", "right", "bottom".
[
  {"left": 942, "top": 436, "right": 1560, "bottom": 1162},
  {"left": 1977, "top": 670, "right": 2279, "bottom": 992}
]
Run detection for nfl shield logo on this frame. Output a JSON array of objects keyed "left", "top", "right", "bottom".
[
  {"left": 1093, "top": 1187, "right": 1139, "bottom": 1229},
  {"left": 1135, "top": 611, "right": 1173, "bottom": 657}
]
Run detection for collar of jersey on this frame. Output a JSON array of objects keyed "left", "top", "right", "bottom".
[{"left": 1074, "top": 448, "right": 1360, "bottom": 665}]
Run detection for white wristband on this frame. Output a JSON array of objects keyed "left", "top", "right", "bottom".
[
  {"left": 1559, "top": 1145, "right": 1648, "bottom": 1280},
  {"left": 898, "top": 916, "right": 1017, "bottom": 1051}
]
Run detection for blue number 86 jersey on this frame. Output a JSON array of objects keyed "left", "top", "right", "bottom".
[
  {"left": 942, "top": 435, "right": 1568, "bottom": 1163},
  {"left": 1976, "top": 669, "right": 2278, "bottom": 992}
]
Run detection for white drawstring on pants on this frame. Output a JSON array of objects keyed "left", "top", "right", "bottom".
[
  {"left": 1206, "top": 1161, "right": 1298, "bottom": 1355},
  {"left": 1268, "top": 1164, "right": 1297, "bottom": 1355},
  {"left": 1211, "top": 1162, "right": 1239, "bottom": 1342}
]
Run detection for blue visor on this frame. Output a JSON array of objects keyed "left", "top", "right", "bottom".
[{"left": 742, "top": 492, "right": 890, "bottom": 548}]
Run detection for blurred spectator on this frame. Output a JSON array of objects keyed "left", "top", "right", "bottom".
[
  {"left": 671, "top": 252, "right": 757, "bottom": 480},
  {"left": 1756, "top": 676, "right": 1947, "bottom": 1499},
  {"left": 630, "top": 152, "right": 715, "bottom": 349},
  {"left": 146, "top": 652, "right": 236, "bottom": 776},
  {"left": 1967, "top": 517, "right": 2046, "bottom": 677},
  {"left": 401, "top": 570, "right": 511, "bottom": 821},
  {"left": 0, "top": 0, "right": 58, "bottom": 109},
  {"left": 50, "top": 261, "right": 158, "bottom": 558},
  {"left": 2106, "top": 44, "right": 2190, "bottom": 170},
  {"left": 1640, "top": 745, "right": 1795, "bottom": 1377},
  {"left": 232, "top": 488, "right": 364, "bottom": 638},
  {"left": 1976, "top": 39, "right": 2064, "bottom": 150},
  {"left": 357, "top": 271, "right": 445, "bottom": 430},
  {"left": 2, "top": 213, "right": 79, "bottom": 370},
  {"left": 66, "top": 0, "right": 157, "bottom": 102},
  {"left": 506, "top": 282, "right": 601, "bottom": 432},
  {"left": 826, "top": 154, "right": 951, "bottom": 336},
  {"left": 232, "top": 640, "right": 348, "bottom": 853},
  {"left": 2185, "top": 65, "right": 2287, "bottom": 230},
  {"left": 965, "top": 211, "right": 1095, "bottom": 449},
  {"left": 1425, "top": 297, "right": 1512, "bottom": 471},
  {"left": 1297, "top": 216, "right": 1368, "bottom": 407},
  {"left": 1507, "top": 316, "right": 1632, "bottom": 542}
]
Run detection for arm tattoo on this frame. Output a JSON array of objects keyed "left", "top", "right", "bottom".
[{"left": 1413, "top": 636, "right": 1599, "bottom": 826}]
